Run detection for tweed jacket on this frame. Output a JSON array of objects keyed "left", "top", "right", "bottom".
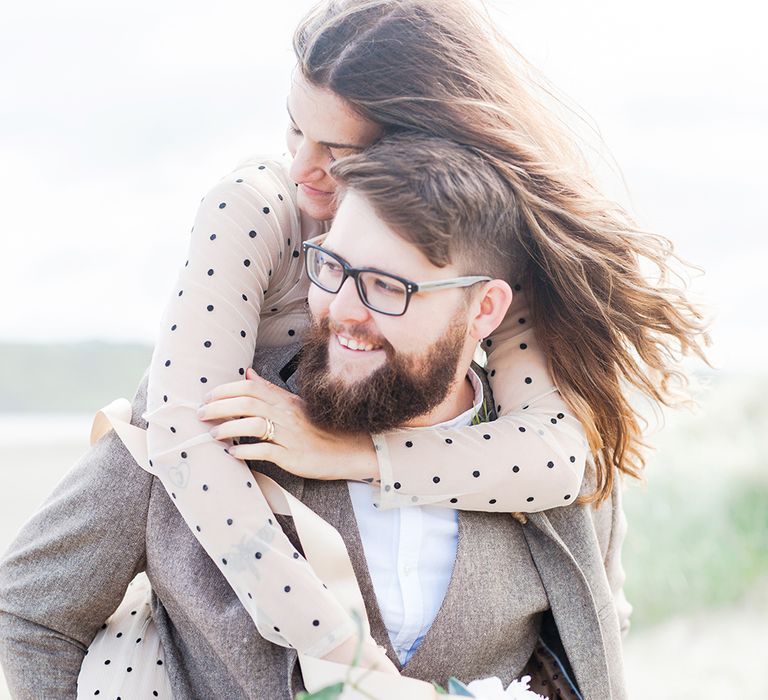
[{"left": 0, "top": 344, "right": 630, "bottom": 699}]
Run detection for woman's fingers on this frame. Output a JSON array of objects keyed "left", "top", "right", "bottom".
[
  {"left": 228, "top": 440, "right": 285, "bottom": 464},
  {"left": 211, "top": 416, "right": 274, "bottom": 442},
  {"left": 245, "top": 368, "right": 301, "bottom": 406},
  {"left": 199, "top": 395, "right": 273, "bottom": 421}
]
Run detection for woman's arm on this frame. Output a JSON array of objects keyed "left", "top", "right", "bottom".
[
  {"left": 208, "top": 291, "right": 587, "bottom": 514},
  {"left": 142, "top": 158, "right": 361, "bottom": 659}
]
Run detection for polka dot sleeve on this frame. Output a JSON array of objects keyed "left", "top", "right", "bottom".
[
  {"left": 374, "top": 290, "right": 588, "bottom": 512},
  {"left": 143, "top": 157, "right": 355, "bottom": 658}
]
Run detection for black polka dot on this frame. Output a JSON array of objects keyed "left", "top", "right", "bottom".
[
  {"left": 547, "top": 461, "right": 555, "bottom": 468},
  {"left": 248, "top": 592, "right": 253, "bottom": 598},
  {"left": 94, "top": 691, "right": 100, "bottom": 696},
  {"left": 157, "top": 659, "right": 163, "bottom": 666},
  {"left": 127, "top": 666, "right": 132, "bottom": 672},
  {"left": 104, "top": 659, "right": 111, "bottom": 665},
  {"left": 263, "top": 207, "right": 270, "bottom": 214},
  {"left": 497, "top": 404, "right": 502, "bottom": 412},
  {"left": 486, "top": 339, "right": 492, "bottom": 347},
  {"left": 284, "top": 585, "right": 291, "bottom": 593},
  {"left": 149, "top": 460, "right": 153, "bottom": 467},
  {"left": 258, "top": 165, "right": 266, "bottom": 170},
  {"left": 203, "top": 340, "right": 212, "bottom": 348},
  {"left": 405, "top": 441, "right": 413, "bottom": 448},
  {"left": 490, "top": 369, "right": 496, "bottom": 377},
  {"left": 450, "top": 498, "right": 458, "bottom": 503},
  {"left": 235, "top": 178, "right": 243, "bottom": 183},
  {"left": 200, "top": 377, "right": 207, "bottom": 383},
  {"left": 170, "top": 324, "right": 177, "bottom": 331},
  {"left": 202, "top": 484, "right": 209, "bottom": 491},
  {"left": 278, "top": 193, "right": 284, "bottom": 201},
  {"left": 240, "top": 330, "right": 246, "bottom": 338},
  {"left": 433, "top": 476, "right": 441, "bottom": 483},
  {"left": 551, "top": 418, "right": 558, "bottom": 424},
  {"left": 523, "top": 405, "right": 529, "bottom": 410},
  {"left": 243, "top": 259, "right": 251, "bottom": 267},
  {"left": 242, "top": 293, "right": 248, "bottom": 301},
  {"left": 210, "top": 233, "right": 217, "bottom": 240},
  {"left": 564, "top": 494, "right": 571, "bottom": 500},
  {"left": 445, "top": 438, "right": 453, "bottom": 444},
  {"left": 472, "top": 470, "right": 480, "bottom": 478},
  {"left": 239, "top": 367, "right": 245, "bottom": 375},
  {"left": 394, "top": 482, "right": 401, "bottom": 490},
  {"left": 288, "top": 329, "right": 296, "bottom": 337},
  {"left": 247, "top": 481, "right": 252, "bottom": 488},
  {"left": 226, "top": 518, "right": 233, "bottom": 526},
  {"left": 136, "top": 638, "right": 142, "bottom": 643},
  {"left": 519, "top": 426, "right": 526, "bottom": 432},
  {"left": 489, "top": 499, "right": 497, "bottom": 504},
  {"left": 292, "top": 250, "right": 300, "bottom": 258},
  {"left": 218, "top": 202, "right": 226, "bottom": 209},
  {"left": 570, "top": 455, "right": 576, "bottom": 463},
  {"left": 520, "top": 343, "right": 528, "bottom": 350},
  {"left": 526, "top": 496, "right": 534, "bottom": 502},
  {"left": 154, "top": 692, "right": 159, "bottom": 697},
  {"left": 222, "top": 558, "right": 227, "bottom": 565},
  {"left": 518, "top": 317, "right": 526, "bottom": 324},
  {"left": 255, "top": 552, "right": 262, "bottom": 559},
  {"left": 312, "top": 619, "right": 320, "bottom": 626},
  {"left": 293, "top": 552, "right": 300, "bottom": 559},
  {"left": 196, "top": 525, "right": 201, "bottom": 532},
  {"left": 180, "top": 451, "right": 187, "bottom": 459},
  {"left": 207, "top": 304, "right": 214, "bottom": 312},
  {"left": 171, "top": 492, "right": 176, "bottom": 499},
  {"left": 178, "top": 290, "right": 183, "bottom": 296},
  {"left": 164, "top": 360, "right": 171, "bottom": 367},
  {"left": 483, "top": 434, "right": 491, "bottom": 440},
  {"left": 116, "top": 632, "right": 122, "bottom": 638},
  {"left": 512, "top": 465, "right": 520, "bottom": 473},
  {"left": 524, "top": 377, "right": 532, "bottom": 384},
  {"left": 163, "top": 395, "right": 168, "bottom": 403},
  {"left": 249, "top": 230, "right": 257, "bottom": 238}
]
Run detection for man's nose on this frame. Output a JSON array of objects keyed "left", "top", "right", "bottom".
[
  {"left": 288, "top": 139, "right": 327, "bottom": 185},
  {"left": 328, "top": 276, "right": 371, "bottom": 325}
]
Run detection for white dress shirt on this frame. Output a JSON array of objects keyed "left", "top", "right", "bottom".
[{"left": 348, "top": 369, "right": 485, "bottom": 665}]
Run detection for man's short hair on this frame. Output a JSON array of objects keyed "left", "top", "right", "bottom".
[{"left": 330, "top": 133, "right": 523, "bottom": 284}]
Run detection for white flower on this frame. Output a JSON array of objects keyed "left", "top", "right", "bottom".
[{"left": 465, "top": 675, "right": 547, "bottom": 700}]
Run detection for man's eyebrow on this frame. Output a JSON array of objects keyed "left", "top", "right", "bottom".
[{"left": 286, "top": 104, "right": 367, "bottom": 152}]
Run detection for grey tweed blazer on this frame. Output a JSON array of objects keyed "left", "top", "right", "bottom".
[{"left": 0, "top": 344, "right": 629, "bottom": 699}]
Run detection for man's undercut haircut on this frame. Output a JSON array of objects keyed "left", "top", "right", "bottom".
[{"left": 329, "top": 133, "right": 522, "bottom": 284}]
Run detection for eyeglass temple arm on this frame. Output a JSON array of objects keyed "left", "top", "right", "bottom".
[{"left": 413, "top": 276, "right": 492, "bottom": 293}]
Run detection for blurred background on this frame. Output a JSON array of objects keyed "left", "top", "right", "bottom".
[{"left": 1, "top": 0, "right": 766, "bottom": 697}]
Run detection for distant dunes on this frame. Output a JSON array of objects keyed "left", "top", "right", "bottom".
[{"left": 0, "top": 342, "right": 153, "bottom": 413}]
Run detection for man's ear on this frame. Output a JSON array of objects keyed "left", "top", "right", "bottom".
[{"left": 468, "top": 280, "right": 514, "bottom": 341}]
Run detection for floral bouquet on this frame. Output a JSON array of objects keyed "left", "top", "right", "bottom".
[{"left": 297, "top": 673, "right": 548, "bottom": 700}]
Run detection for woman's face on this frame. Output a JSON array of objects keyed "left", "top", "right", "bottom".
[{"left": 286, "top": 71, "right": 382, "bottom": 221}]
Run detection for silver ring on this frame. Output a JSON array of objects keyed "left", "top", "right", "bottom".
[{"left": 260, "top": 417, "right": 276, "bottom": 443}]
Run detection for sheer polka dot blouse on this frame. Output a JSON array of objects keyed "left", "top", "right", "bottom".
[{"left": 143, "top": 155, "right": 587, "bottom": 657}]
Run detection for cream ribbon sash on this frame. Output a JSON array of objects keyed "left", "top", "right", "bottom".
[{"left": 84, "top": 399, "right": 452, "bottom": 699}]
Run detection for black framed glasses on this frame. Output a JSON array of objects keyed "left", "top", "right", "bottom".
[{"left": 303, "top": 241, "right": 492, "bottom": 317}]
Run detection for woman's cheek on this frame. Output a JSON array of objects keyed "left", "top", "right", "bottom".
[{"left": 285, "top": 128, "right": 300, "bottom": 157}]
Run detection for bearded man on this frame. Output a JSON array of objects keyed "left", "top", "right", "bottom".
[{"left": 0, "top": 134, "right": 629, "bottom": 699}]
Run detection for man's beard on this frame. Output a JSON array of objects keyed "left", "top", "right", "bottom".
[{"left": 296, "top": 316, "right": 467, "bottom": 434}]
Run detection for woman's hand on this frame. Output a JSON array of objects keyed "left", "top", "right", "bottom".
[{"left": 198, "top": 368, "right": 380, "bottom": 482}]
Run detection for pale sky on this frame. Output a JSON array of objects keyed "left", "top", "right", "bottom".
[{"left": 1, "top": 0, "right": 766, "bottom": 372}]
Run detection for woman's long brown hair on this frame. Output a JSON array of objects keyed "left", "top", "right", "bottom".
[{"left": 294, "top": 0, "right": 710, "bottom": 503}]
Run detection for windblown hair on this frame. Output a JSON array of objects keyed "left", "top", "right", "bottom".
[
  {"left": 330, "top": 133, "right": 524, "bottom": 285},
  {"left": 294, "top": 0, "right": 710, "bottom": 503}
]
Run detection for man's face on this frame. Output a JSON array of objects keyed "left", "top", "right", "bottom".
[{"left": 297, "top": 191, "right": 476, "bottom": 433}]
